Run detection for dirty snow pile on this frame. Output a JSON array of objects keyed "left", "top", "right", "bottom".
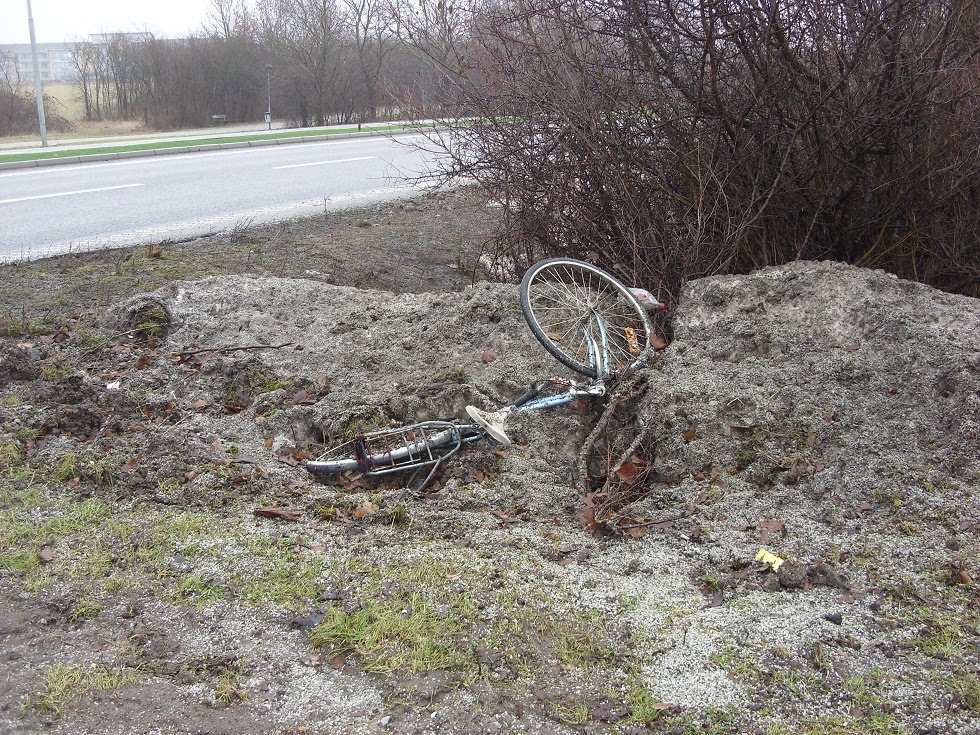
[{"left": 104, "top": 260, "right": 978, "bottom": 731}]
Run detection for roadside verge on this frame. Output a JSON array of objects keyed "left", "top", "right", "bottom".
[{"left": 0, "top": 124, "right": 428, "bottom": 171}]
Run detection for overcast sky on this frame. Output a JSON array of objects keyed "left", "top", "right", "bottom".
[{"left": 0, "top": 0, "right": 213, "bottom": 44}]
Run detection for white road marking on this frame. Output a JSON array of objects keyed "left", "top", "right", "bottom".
[
  {"left": 273, "top": 156, "right": 378, "bottom": 170},
  {"left": 0, "top": 183, "right": 144, "bottom": 204},
  {"left": 0, "top": 184, "right": 421, "bottom": 263}
]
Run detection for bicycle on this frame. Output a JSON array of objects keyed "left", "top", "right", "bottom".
[{"left": 306, "top": 258, "right": 662, "bottom": 491}]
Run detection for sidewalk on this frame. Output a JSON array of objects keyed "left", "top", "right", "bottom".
[
  {"left": 0, "top": 120, "right": 433, "bottom": 171},
  {"left": 0, "top": 120, "right": 408, "bottom": 155}
]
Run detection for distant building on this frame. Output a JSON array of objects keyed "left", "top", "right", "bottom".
[
  {"left": 0, "top": 34, "right": 151, "bottom": 84},
  {"left": 0, "top": 42, "right": 74, "bottom": 83}
]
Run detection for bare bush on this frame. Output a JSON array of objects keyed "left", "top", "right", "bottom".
[
  {"left": 410, "top": 0, "right": 980, "bottom": 299},
  {"left": 0, "top": 59, "right": 71, "bottom": 136}
]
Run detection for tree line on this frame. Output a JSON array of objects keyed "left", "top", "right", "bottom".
[
  {"left": 417, "top": 0, "right": 979, "bottom": 298},
  {"left": 65, "top": 0, "right": 462, "bottom": 129},
  {"left": 5, "top": 0, "right": 977, "bottom": 296}
]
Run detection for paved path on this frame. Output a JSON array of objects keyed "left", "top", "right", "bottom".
[{"left": 0, "top": 121, "right": 425, "bottom": 154}]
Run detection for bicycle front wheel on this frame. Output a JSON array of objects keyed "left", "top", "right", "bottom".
[{"left": 520, "top": 258, "right": 653, "bottom": 379}]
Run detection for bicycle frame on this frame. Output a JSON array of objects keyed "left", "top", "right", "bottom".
[{"left": 307, "top": 296, "right": 623, "bottom": 490}]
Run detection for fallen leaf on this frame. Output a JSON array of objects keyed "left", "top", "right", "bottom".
[
  {"left": 758, "top": 518, "right": 787, "bottom": 542},
  {"left": 353, "top": 501, "right": 379, "bottom": 521},
  {"left": 615, "top": 461, "right": 642, "bottom": 486},
  {"left": 254, "top": 507, "right": 303, "bottom": 522},
  {"left": 953, "top": 569, "right": 974, "bottom": 586},
  {"left": 704, "top": 589, "right": 725, "bottom": 608},
  {"left": 682, "top": 427, "right": 697, "bottom": 443},
  {"left": 292, "top": 389, "right": 316, "bottom": 405}
]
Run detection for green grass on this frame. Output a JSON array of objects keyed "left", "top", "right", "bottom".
[
  {"left": 0, "top": 122, "right": 429, "bottom": 164},
  {"left": 33, "top": 663, "right": 135, "bottom": 715}
]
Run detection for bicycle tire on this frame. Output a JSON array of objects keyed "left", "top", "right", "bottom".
[{"left": 519, "top": 258, "right": 653, "bottom": 379}]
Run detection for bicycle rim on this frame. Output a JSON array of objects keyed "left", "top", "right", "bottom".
[{"left": 520, "top": 258, "right": 652, "bottom": 378}]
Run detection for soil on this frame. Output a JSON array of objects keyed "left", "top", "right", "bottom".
[{"left": 0, "top": 188, "right": 978, "bottom": 735}]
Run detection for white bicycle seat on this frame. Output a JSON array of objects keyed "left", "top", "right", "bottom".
[{"left": 465, "top": 405, "right": 512, "bottom": 447}]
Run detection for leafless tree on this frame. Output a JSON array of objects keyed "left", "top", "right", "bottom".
[{"left": 403, "top": 0, "right": 980, "bottom": 298}]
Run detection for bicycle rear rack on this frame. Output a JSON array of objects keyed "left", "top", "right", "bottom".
[{"left": 353, "top": 421, "right": 466, "bottom": 475}]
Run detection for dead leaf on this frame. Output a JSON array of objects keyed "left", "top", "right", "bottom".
[
  {"left": 292, "top": 389, "right": 315, "bottom": 405},
  {"left": 682, "top": 427, "right": 697, "bottom": 443},
  {"left": 953, "top": 569, "right": 974, "bottom": 586},
  {"left": 254, "top": 507, "right": 303, "bottom": 522},
  {"left": 577, "top": 493, "right": 604, "bottom": 536},
  {"left": 758, "top": 518, "right": 787, "bottom": 542},
  {"left": 615, "top": 461, "right": 643, "bottom": 486},
  {"left": 844, "top": 501, "right": 874, "bottom": 519},
  {"left": 704, "top": 589, "right": 725, "bottom": 608},
  {"left": 352, "top": 502, "right": 379, "bottom": 521}
]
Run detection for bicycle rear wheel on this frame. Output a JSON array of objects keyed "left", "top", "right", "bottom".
[{"left": 520, "top": 258, "right": 653, "bottom": 378}]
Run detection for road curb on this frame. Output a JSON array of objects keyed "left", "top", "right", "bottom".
[{"left": 0, "top": 129, "right": 420, "bottom": 172}]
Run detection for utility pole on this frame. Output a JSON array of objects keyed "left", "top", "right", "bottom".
[
  {"left": 26, "top": 0, "right": 48, "bottom": 147},
  {"left": 265, "top": 64, "right": 273, "bottom": 130}
]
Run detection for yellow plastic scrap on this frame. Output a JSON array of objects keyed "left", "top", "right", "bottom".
[{"left": 755, "top": 547, "right": 785, "bottom": 572}]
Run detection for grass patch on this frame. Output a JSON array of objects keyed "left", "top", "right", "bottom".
[
  {"left": 309, "top": 591, "right": 467, "bottom": 674},
  {"left": 214, "top": 666, "right": 249, "bottom": 705},
  {"left": 944, "top": 669, "right": 980, "bottom": 711},
  {"left": 0, "top": 123, "right": 427, "bottom": 164},
  {"left": 234, "top": 537, "right": 323, "bottom": 610},
  {"left": 33, "top": 663, "right": 134, "bottom": 716}
]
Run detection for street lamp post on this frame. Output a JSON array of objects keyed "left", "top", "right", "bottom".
[
  {"left": 26, "top": 0, "right": 48, "bottom": 147},
  {"left": 265, "top": 64, "right": 273, "bottom": 130}
]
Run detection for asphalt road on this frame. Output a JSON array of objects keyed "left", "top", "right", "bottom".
[{"left": 0, "top": 134, "right": 438, "bottom": 261}]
